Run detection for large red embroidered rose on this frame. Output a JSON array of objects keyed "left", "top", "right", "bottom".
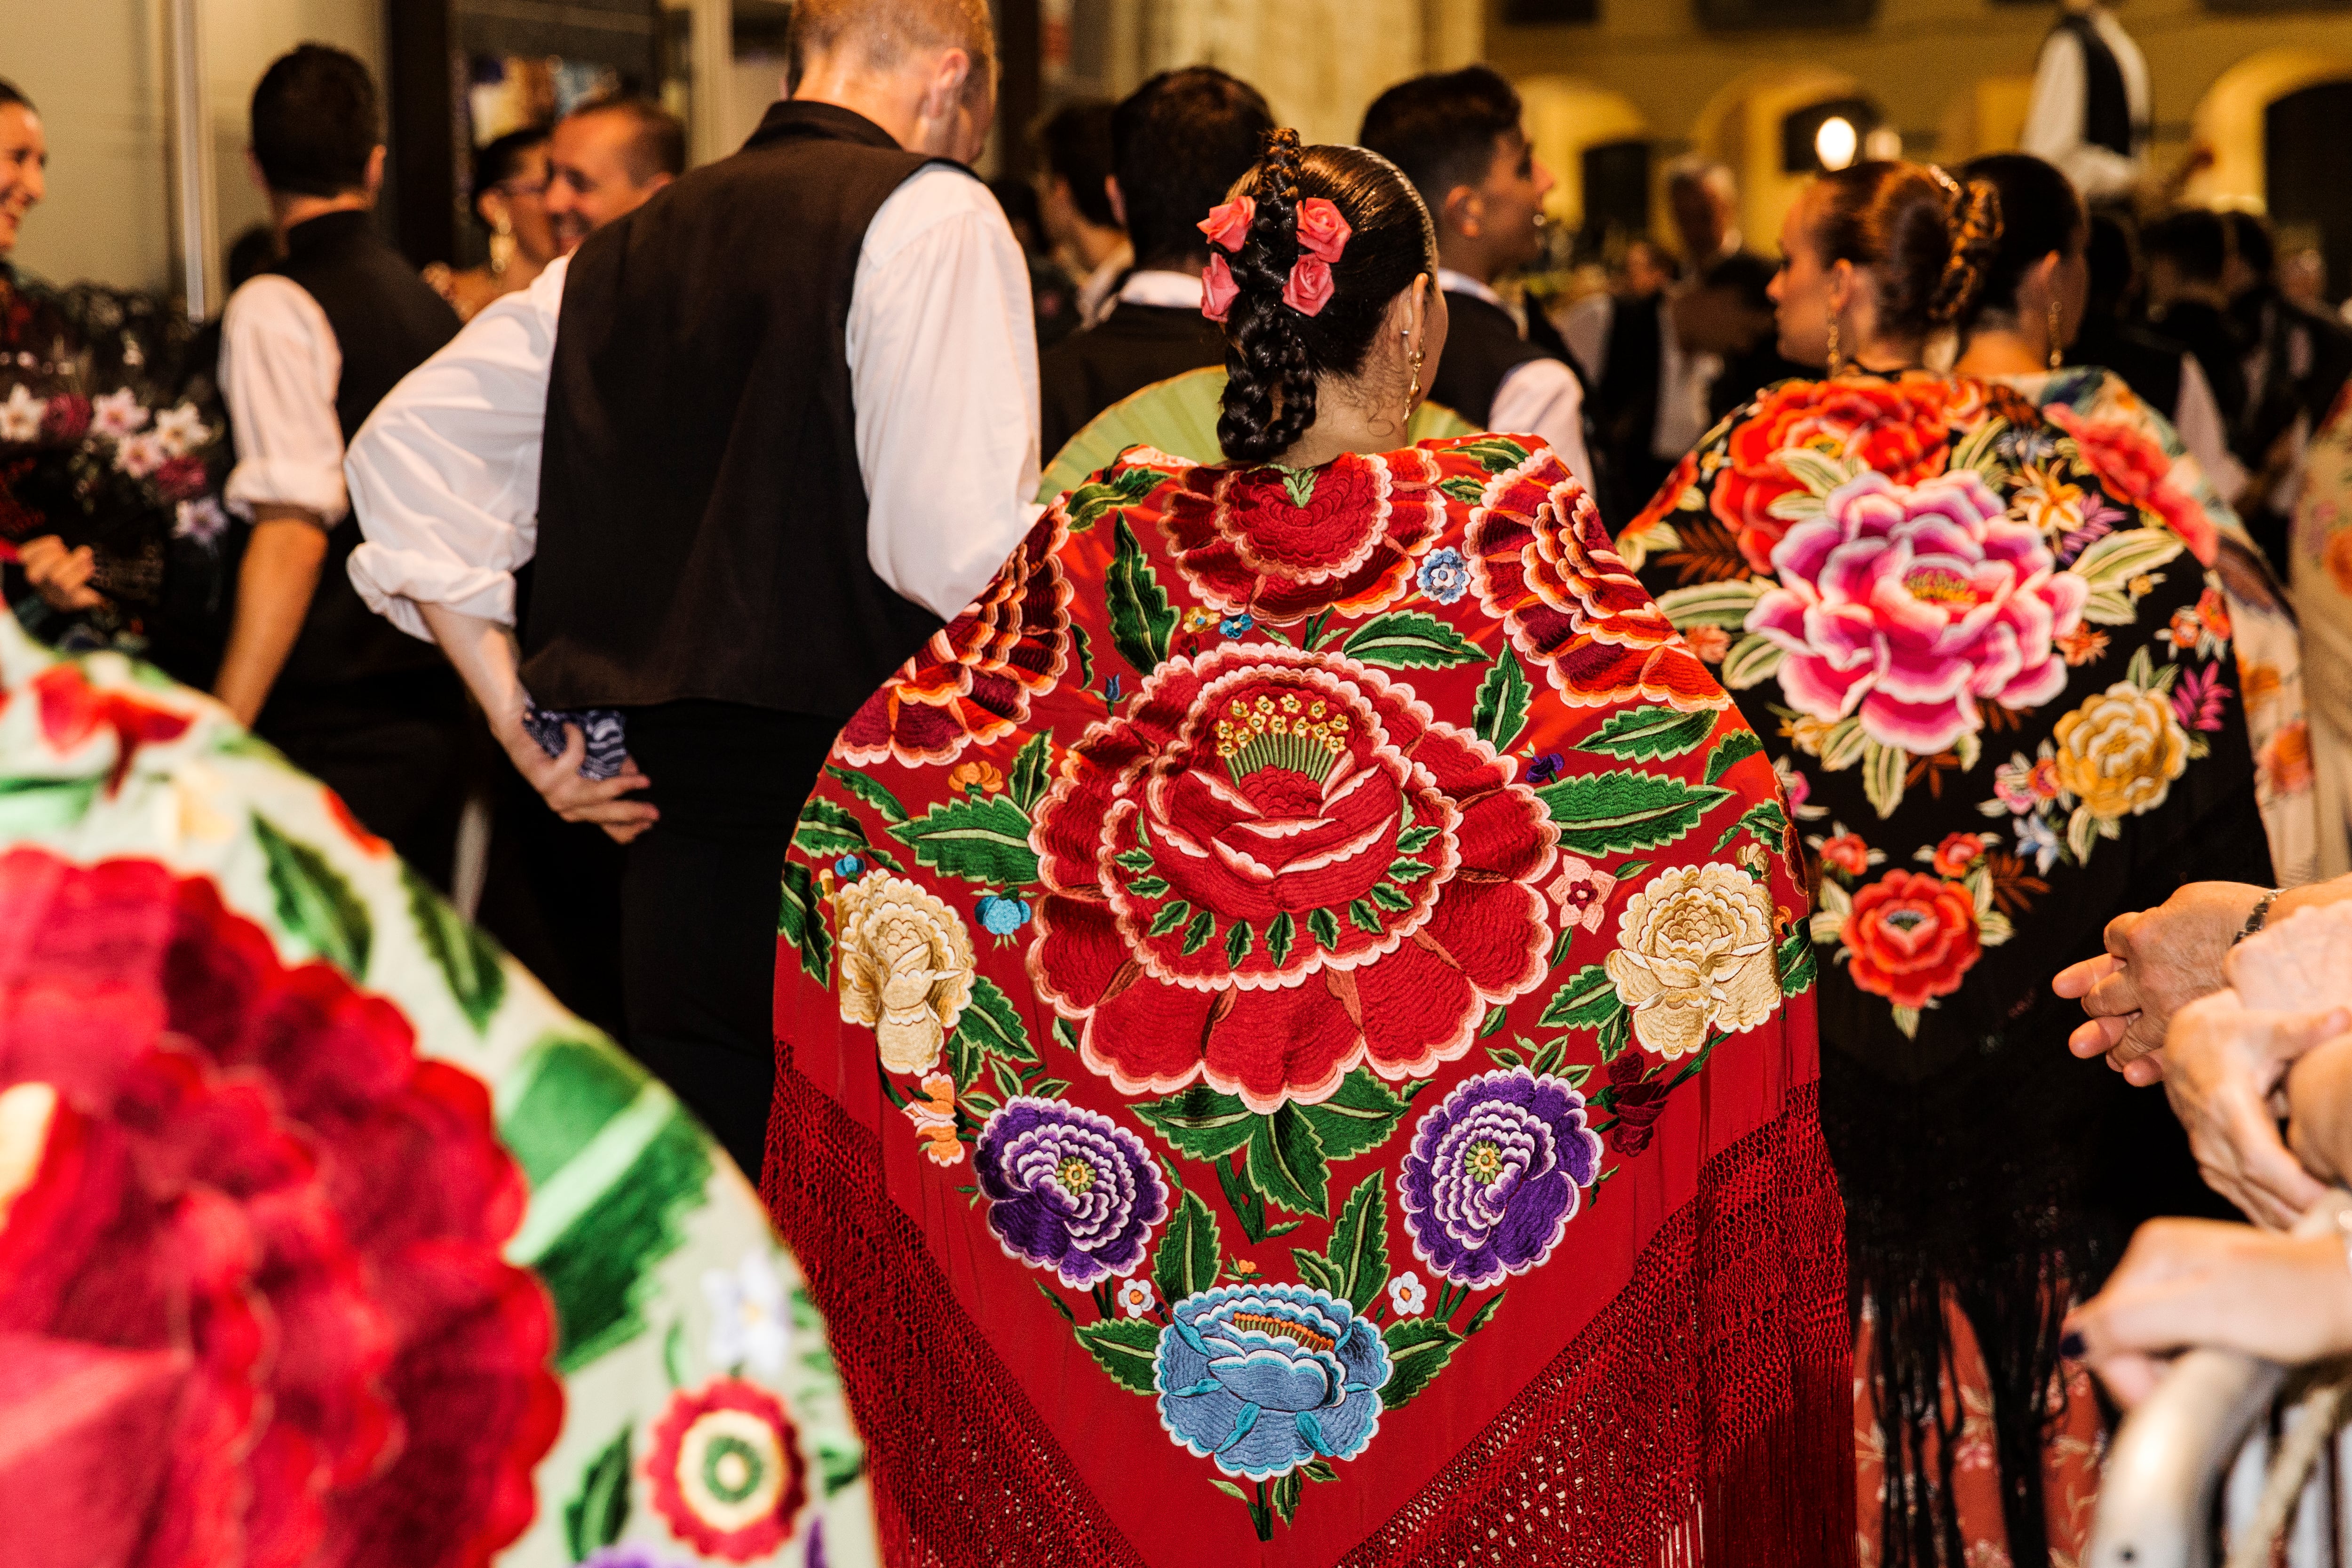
[
  {"left": 838, "top": 510, "right": 1075, "bottom": 768},
  {"left": 1843, "top": 868, "right": 1981, "bottom": 1009},
  {"left": 1714, "top": 378, "right": 1953, "bottom": 573},
  {"left": 644, "top": 1377, "right": 811, "bottom": 1561},
  {"left": 0, "top": 849, "right": 561, "bottom": 1568},
  {"left": 30, "top": 662, "right": 193, "bottom": 792},
  {"left": 1155, "top": 448, "right": 1444, "bottom": 624},
  {"left": 1469, "top": 455, "right": 1725, "bottom": 711},
  {"left": 2047, "top": 406, "right": 2218, "bottom": 566},
  {"left": 1030, "top": 644, "right": 1557, "bottom": 1111}
]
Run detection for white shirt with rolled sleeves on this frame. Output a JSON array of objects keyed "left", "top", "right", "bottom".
[
  {"left": 345, "top": 161, "right": 1043, "bottom": 643},
  {"left": 2018, "top": 8, "right": 2151, "bottom": 204},
  {"left": 219, "top": 276, "right": 350, "bottom": 525}
]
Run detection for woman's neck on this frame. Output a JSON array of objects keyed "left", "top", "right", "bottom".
[
  {"left": 1843, "top": 335, "right": 1927, "bottom": 375},
  {"left": 1953, "top": 326, "right": 2050, "bottom": 378},
  {"left": 1273, "top": 381, "right": 1412, "bottom": 469}
]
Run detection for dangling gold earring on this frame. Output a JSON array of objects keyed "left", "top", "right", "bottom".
[
  {"left": 490, "top": 212, "right": 515, "bottom": 279},
  {"left": 1826, "top": 315, "right": 1842, "bottom": 377},
  {"left": 2047, "top": 300, "right": 2064, "bottom": 371},
  {"left": 1405, "top": 348, "right": 1425, "bottom": 422}
]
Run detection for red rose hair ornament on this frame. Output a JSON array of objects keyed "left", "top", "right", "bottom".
[
  {"left": 1282, "top": 256, "right": 1335, "bottom": 317},
  {"left": 1201, "top": 253, "right": 1239, "bottom": 323},
  {"left": 1197, "top": 196, "right": 1254, "bottom": 254},
  {"left": 1294, "top": 197, "right": 1351, "bottom": 263}
]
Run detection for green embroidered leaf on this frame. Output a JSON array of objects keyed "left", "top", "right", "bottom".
[
  {"left": 2071, "top": 527, "right": 2185, "bottom": 592},
  {"left": 1108, "top": 516, "right": 1178, "bottom": 676},
  {"left": 1063, "top": 462, "right": 1162, "bottom": 531},
  {"left": 1462, "top": 1288, "right": 1509, "bottom": 1335},
  {"left": 1396, "top": 824, "right": 1440, "bottom": 854},
  {"left": 1457, "top": 436, "right": 1533, "bottom": 473},
  {"left": 954, "top": 975, "right": 1038, "bottom": 1064},
  {"left": 1472, "top": 655, "right": 1531, "bottom": 751},
  {"left": 1777, "top": 929, "right": 1817, "bottom": 995},
  {"left": 1036, "top": 1280, "right": 1077, "bottom": 1322},
  {"left": 1860, "top": 739, "right": 1907, "bottom": 820},
  {"left": 1008, "top": 732, "right": 1054, "bottom": 812},
  {"left": 776, "top": 860, "right": 833, "bottom": 985},
  {"left": 1280, "top": 466, "right": 1319, "bottom": 508},
  {"left": 1535, "top": 773, "right": 1733, "bottom": 857},
  {"left": 0, "top": 775, "right": 98, "bottom": 835},
  {"left": 1307, "top": 907, "right": 1342, "bottom": 950},
  {"left": 1387, "top": 858, "right": 1434, "bottom": 883},
  {"left": 1264, "top": 911, "right": 1296, "bottom": 969},
  {"left": 1597, "top": 1008, "right": 1631, "bottom": 1064},
  {"left": 1480, "top": 1003, "right": 1510, "bottom": 1037},
  {"left": 1071, "top": 621, "right": 1096, "bottom": 688},
  {"left": 1439, "top": 474, "right": 1487, "bottom": 504},
  {"left": 1148, "top": 900, "right": 1193, "bottom": 938},
  {"left": 1152, "top": 1186, "right": 1223, "bottom": 1303},
  {"left": 946, "top": 1029, "right": 980, "bottom": 1093},
  {"left": 1292, "top": 1247, "right": 1347, "bottom": 1297},
  {"left": 1539, "top": 964, "right": 1621, "bottom": 1030},
  {"left": 403, "top": 862, "right": 505, "bottom": 1032},
  {"left": 1245, "top": 1105, "right": 1330, "bottom": 1216},
  {"left": 1714, "top": 799, "right": 1790, "bottom": 854},
  {"left": 1652, "top": 578, "right": 1769, "bottom": 629},
  {"left": 1302, "top": 1458, "right": 1338, "bottom": 1483},
  {"left": 661, "top": 1319, "right": 686, "bottom": 1388},
  {"left": 1182, "top": 907, "right": 1217, "bottom": 955},
  {"left": 253, "top": 814, "right": 371, "bottom": 977},
  {"left": 1272, "top": 1467, "right": 1304, "bottom": 1525},
  {"left": 1225, "top": 919, "right": 1255, "bottom": 969},
  {"left": 1703, "top": 730, "right": 1766, "bottom": 785},
  {"left": 889, "top": 794, "right": 1041, "bottom": 885},
  {"left": 1295, "top": 1069, "right": 1407, "bottom": 1162},
  {"left": 1817, "top": 716, "right": 1868, "bottom": 772},
  {"left": 1575, "top": 705, "right": 1716, "bottom": 762},
  {"left": 1134, "top": 1084, "right": 1257, "bottom": 1161},
  {"left": 824, "top": 764, "right": 908, "bottom": 825},
  {"left": 1719, "top": 632, "right": 1785, "bottom": 690},
  {"left": 1367, "top": 882, "right": 1414, "bottom": 912},
  {"left": 1347, "top": 899, "right": 1384, "bottom": 935},
  {"left": 1074, "top": 1316, "right": 1164, "bottom": 1393},
  {"left": 1340, "top": 612, "right": 1488, "bottom": 671},
  {"left": 1323, "top": 1172, "right": 1390, "bottom": 1313},
  {"left": 1379, "top": 1318, "right": 1463, "bottom": 1410},
  {"left": 561, "top": 1425, "right": 633, "bottom": 1560},
  {"left": 1128, "top": 876, "right": 1170, "bottom": 898},
  {"left": 794, "top": 796, "right": 896, "bottom": 868},
  {"left": 1114, "top": 847, "right": 1154, "bottom": 872}
]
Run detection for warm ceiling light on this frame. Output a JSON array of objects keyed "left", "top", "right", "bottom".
[{"left": 1814, "top": 116, "right": 1858, "bottom": 171}]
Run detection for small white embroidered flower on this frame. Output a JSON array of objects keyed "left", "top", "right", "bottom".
[
  {"left": 173, "top": 497, "right": 229, "bottom": 544},
  {"left": 700, "top": 1248, "right": 791, "bottom": 1377},
  {"left": 0, "top": 383, "right": 43, "bottom": 443},
  {"left": 113, "top": 431, "right": 167, "bottom": 478},
  {"left": 90, "top": 388, "right": 149, "bottom": 438},
  {"left": 1118, "top": 1278, "right": 1156, "bottom": 1318},
  {"left": 1388, "top": 1270, "right": 1428, "bottom": 1317},
  {"left": 151, "top": 402, "right": 211, "bottom": 457}
]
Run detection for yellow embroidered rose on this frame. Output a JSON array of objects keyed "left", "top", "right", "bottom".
[
  {"left": 834, "top": 870, "right": 976, "bottom": 1074},
  {"left": 1603, "top": 862, "right": 1780, "bottom": 1059},
  {"left": 2052, "top": 681, "right": 2186, "bottom": 821}
]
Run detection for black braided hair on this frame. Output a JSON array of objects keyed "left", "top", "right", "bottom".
[
  {"left": 1215, "top": 129, "right": 1438, "bottom": 465},
  {"left": 1929, "top": 172, "right": 2004, "bottom": 328}
]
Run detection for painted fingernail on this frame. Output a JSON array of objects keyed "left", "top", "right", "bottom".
[{"left": 2059, "top": 1330, "right": 2086, "bottom": 1359}]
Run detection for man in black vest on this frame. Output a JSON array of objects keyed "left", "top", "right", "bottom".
[
  {"left": 2021, "top": 0, "right": 2150, "bottom": 204},
  {"left": 215, "top": 45, "right": 468, "bottom": 884},
  {"left": 346, "top": 0, "right": 1038, "bottom": 1177},
  {"left": 1359, "top": 67, "right": 1594, "bottom": 494},
  {"left": 1036, "top": 67, "right": 1271, "bottom": 464}
]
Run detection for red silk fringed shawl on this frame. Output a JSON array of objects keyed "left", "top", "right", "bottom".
[{"left": 767, "top": 435, "right": 1855, "bottom": 1568}]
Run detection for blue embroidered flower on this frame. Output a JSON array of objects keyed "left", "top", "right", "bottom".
[
  {"left": 975, "top": 1098, "right": 1168, "bottom": 1288},
  {"left": 1106, "top": 675, "right": 1123, "bottom": 703},
  {"left": 1155, "top": 1283, "right": 1389, "bottom": 1478},
  {"left": 1399, "top": 1067, "right": 1601, "bottom": 1288},
  {"left": 1417, "top": 547, "right": 1471, "bottom": 605},
  {"left": 974, "top": 892, "right": 1033, "bottom": 936},
  {"left": 1219, "top": 612, "right": 1255, "bottom": 638},
  {"left": 2013, "top": 811, "right": 2061, "bottom": 875},
  {"left": 834, "top": 854, "right": 864, "bottom": 880}
]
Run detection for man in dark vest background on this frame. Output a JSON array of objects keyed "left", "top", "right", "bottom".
[
  {"left": 215, "top": 44, "right": 468, "bottom": 884},
  {"left": 346, "top": 0, "right": 1038, "bottom": 1177},
  {"left": 1036, "top": 67, "right": 1271, "bottom": 464},
  {"left": 2021, "top": 0, "right": 2150, "bottom": 204},
  {"left": 1360, "top": 67, "right": 1595, "bottom": 497}
]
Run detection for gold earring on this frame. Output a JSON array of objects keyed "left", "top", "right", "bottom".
[
  {"left": 1406, "top": 348, "right": 1425, "bottom": 422},
  {"left": 2047, "top": 300, "right": 2064, "bottom": 371},
  {"left": 1826, "top": 316, "right": 1842, "bottom": 377},
  {"left": 490, "top": 211, "right": 515, "bottom": 279}
]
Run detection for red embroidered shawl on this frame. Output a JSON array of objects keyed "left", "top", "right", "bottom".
[{"left": 767, "top": 434, "right": 1852, "bottom": 1566}]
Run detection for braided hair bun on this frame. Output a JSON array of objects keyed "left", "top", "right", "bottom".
[
  {"left": 1808, "top": 160, "right": 2005, "bottom": 342},
  {"left": 1212, "top": 129, "right": 1438, "bottom": 464}
]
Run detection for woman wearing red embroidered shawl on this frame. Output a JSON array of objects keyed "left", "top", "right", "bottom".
[
  {"left": 766, "top": 130, "right": 1851, "bottom": 1566},
  {"left": 1622, "top": 162, "right": 2270, "bottom": 1568}
]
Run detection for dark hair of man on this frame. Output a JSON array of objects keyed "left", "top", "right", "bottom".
[
  {"left": 2223, "top": 209, "right": 2275, "bottom": 281},
  {"left": 470, "top": 125, "right": 549, "bottom": 229},
  {"left": 567, "top": 97, "right": 687, "bottom": 182},
  {"left": 1215, "top": 129, "right": 1437, "bottom": 464},
  {"left": 1111, "top": 67, "right": 1274, "bottom": 273},
  {"left": 0, "top": 79, "right": 34, "bottom": 113},
  {"left": 1954, "top": 152, "right": 2084, "bottom": 333},
  {"left": 1806, "top": 159, "right": 2003, "bottom": 339},
  {"left": 2141, "top": 208, "right": 2227, "bottom": 286},
  {"left": 2084, "top": 212, "right": 2138, "bottom": 314},
  {"left": 1037, "top": 100, "right": 1118, "bottom": 230},
  {"left": 1700, "top": 250, "right": 1777, "bottom": 315},
  {"left": 250, "top": 43, "right": 380, "bottom": 199},
  {"left": 1356, "top": 65, "right": 1523, "bottom": 222}
]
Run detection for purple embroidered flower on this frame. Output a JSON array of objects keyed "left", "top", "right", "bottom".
[
  {"left": 1526, "top": 751, "right": 1565, "bottom": 785},
  {"left": 1417, "top": 547, "right": 1471, "bottom": 605},
  {"left": 1400, "top": 1067, "right": 1602, "bottom": 1287},
  {"left": 975, "top": 1098, "right": 1169, "bottom": 1288},
  {"left": 2170, "top": 663, "right": 2230, "bottom": 733},
  {"left": 2056, "top": 495, "right": 2125, "bottom": 565},
  {"left": 581, "top": 1547, "right": 691, "bottom": 1568}
]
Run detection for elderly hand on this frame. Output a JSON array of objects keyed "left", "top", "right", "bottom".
[
  {"left": 2051, "top": 882, "right": 2269, "bottom": 1083},
  {"left": 2287, "top": 1033, "right": 2352, "bottom": 1189},
  {"left": 16, "top": 533, "right": 104, "bottom": 613},
  {"left": 2064, "top": 1217, "right": 2352, "bottom": 1408},
  {"left": 2162, "top": 990, "right": 2343, "bottom": 1228},
  {"left": 494, "top": 718, "right": 658, "bottom": 846}
]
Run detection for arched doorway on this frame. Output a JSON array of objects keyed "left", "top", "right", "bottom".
[
  {"left": 2266, "top": 80, "right": 2352, "bottom": 303},
  {"left": 1692, "top": 64, "right": 1872, "bottom": 260}
]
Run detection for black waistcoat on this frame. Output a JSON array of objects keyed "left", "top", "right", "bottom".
[
  {"left": 261, "top": 210, "right": 459, "bottom": 691},
  {"left": 2053, "top": 14, "right": 2133, "bottom": 158},
  {"left": 1428, "top": 289, "right": 1547, "bottom": 429},
  {"left": 527, "top": 101, "right": 948, "bottom": 718}
]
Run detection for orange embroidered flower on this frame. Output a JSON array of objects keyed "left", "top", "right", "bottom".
[
  {"left": 1684, "top": 624, "right": 1732, "bottom": 664},
  {"left": 2195, "top": 587, "right": 2232, "bottom": 641},
  {"left": 900, "top": 1071, "right": 964, "bottom": 1168},
  {"left": 1820, "top": 832, "right": 1872, "bottom": 878},
  {"left": 1930, "top": 833, "right": 1986, "bottom": 879},
  {"left": 2263, "top": 720, "right": 2315, "bottom": 795},
  {"left": 2055, "top": 625, "right": 2109, "bottom": 666},
  {"left": 947, "top": 760, "right": 1004, "bottom": 795}
]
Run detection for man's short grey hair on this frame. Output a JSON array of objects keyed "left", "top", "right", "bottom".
[{"left": 1666, "top": 156, "right": 1737, "bottom": 203}]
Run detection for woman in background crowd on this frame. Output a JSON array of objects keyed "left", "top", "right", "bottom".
[
  {"left": 1624, "top": 159, "right": 2269, "bottom": 1568},
  {"left": 1951, "top": 150, "right": 2322, "bottom": 885},
  {"left": 422, "top": 125, "right": 558, "bottom": 322}
]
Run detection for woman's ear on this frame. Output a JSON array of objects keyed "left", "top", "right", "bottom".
[
  {"left": 1824, "top": 258, "right": 1856, "bottom": 316},
  {"left": 2027, "top": 249, "right": 2064, "bottom": 305}
]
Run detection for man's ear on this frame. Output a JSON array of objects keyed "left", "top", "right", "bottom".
[
  {"left": 922, "top": 48, "right": 973, "bottom": 124},
  {"left": 245, "top": 147, "right": 268, "bottom": 195},
  {"left": 1106, "top": 174, "right": 1126, "bottom": 231},
  {"left": 364, "top": 144, "right": 387, "bottom": 201},
  {"left": 1440, "top": 183, "right": 1481, "bottom": 242}
]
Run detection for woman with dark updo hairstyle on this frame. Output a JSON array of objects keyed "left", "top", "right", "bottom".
[
  {"left": 421, "top": 126, "right": 557, "bottom": 322},
  {"left": 1626, "top": 159, "right": 2272, "bottom": 1568},
  {"left": 767, "top": 127, "right": 1855, "bottom": 1564}
]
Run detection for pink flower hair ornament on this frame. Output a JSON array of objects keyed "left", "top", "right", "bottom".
[
  {"left": 1198, "top": 195, "right": 1255, "bottom": 253},
  {"left": 1282, "top": 256, "right": 1336, "bottom": 316},
  {"left": 1294, "top": 198, "right": 1351, "bottom": 263},
  {"left": 1196, "top": 193, "right": 1353, "bottom": 320},
  {"left": 1201, "top": 253, "right": 1239, "bottom": 323}
]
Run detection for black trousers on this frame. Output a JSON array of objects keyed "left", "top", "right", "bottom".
[
  {"left": 475, "top": 761, "right": 630, "bottom": 1039},
  {"left": 617, "top": 700, "right": 838, "bottom": 1183},
  {"left": 257, "top": 669, "right": 470, "bottom": 889}
]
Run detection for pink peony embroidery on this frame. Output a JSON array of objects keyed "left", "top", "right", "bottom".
[
  {"left": 1746, "top": 470, "right": 2087, "bottom": 756},
  {"left": 1198, "top": 195, "right": 1255, "bottom": 253}
]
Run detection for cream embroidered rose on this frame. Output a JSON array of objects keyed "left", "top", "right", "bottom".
[
  {"left": 834, "top": 870, "right": 977, "bottom": 1073},
  {"left": 1603, "top": 863, "right": 1780, "bottom": 1059},
  {"left": 2051, "top": 682, "right": 2187, "bottom": 821}
]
